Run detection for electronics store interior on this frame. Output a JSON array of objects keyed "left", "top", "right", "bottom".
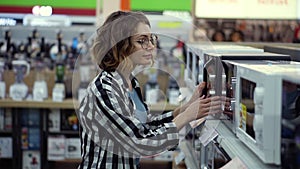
[{"left": 0, "top": 0, "right": 300, "bottom": 169}]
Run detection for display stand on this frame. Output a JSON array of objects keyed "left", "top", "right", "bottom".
[{"left": 0, "top": 99, "right": 178, "bottom": 169}]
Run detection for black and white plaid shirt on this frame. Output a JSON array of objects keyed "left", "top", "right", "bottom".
[{"left": 77, "top": 70, "right": 179, "bottom": 169}]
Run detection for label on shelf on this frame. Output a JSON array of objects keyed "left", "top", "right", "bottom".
[{"left": 199, "top": 127, "right": 218, "bottom": 147}]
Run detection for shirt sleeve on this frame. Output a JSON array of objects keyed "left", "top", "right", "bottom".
[{"left": 78, "top": 75, "right": 179, "bottom": 157}]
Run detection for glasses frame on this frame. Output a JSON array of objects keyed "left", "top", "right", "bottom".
[{"left": 135, "top": 34, "right": 158, "bottom": 49}]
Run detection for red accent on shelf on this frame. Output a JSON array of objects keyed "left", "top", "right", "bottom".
[
  {"left": 0, "top": 6, "right": 96, "bottom": 16},
  {"left": 120, "top": 0, "right": 131, "bottom": 11}
]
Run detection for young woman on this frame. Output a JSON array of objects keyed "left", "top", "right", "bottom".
[{"left": 77, "top": 10, "right": 223, "bottom": 169}]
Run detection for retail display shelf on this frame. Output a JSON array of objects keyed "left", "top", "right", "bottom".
[
  {"left": 212, "top": 121, "right": 281, "bottom": 169},
  {"left": 48, "top": 131, "right": 79, "bottom": 135},
  {"left": 48, "top": 159, "right": 81, "bottom": 163},
  {"left": 0, "top": 129, "right": 12, "bottom": 134},
  {"left": 0, "top": 99, "right": 77, "bottom": 109},
  {"left": 0, "top": 99, "right": 178, "bottom": 112}
]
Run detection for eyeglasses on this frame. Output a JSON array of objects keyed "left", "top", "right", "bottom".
[{"left": 135, "top": 34, "right": 158, "bottom": 49}]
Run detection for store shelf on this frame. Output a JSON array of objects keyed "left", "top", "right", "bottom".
[
  {"left": 48, "top": 159, "right": 81, "bottom": 163},
  {"left": 48, "top": 131, "right": 79, "bottom": 135},
  {"left": 0, "top": 129, "right": 12, "bottom": 134},
  {"left": 210, "top": 121, "right": 281, "bottom": 169},
  {"left": 0, "top": 99, "right": 77, "bottom": 109},
  {"left": 0, "top": 99, "right": 178, "bottom": 111}
]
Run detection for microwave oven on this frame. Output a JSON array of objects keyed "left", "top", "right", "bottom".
[
  {"left": 222, "top": 60, "right": 300, "bottom": 134},
  {"left": 235, "top": 64, "right": 300, "bottom": 166},
  {"left": 264, "top": 45, "right": 300, "bottom": 62},
  {"left": 202, "top": 53, "right": 291, "bottom": 123},
  {"left": 184, "top": 44, "right": 264, "bottom": 90}
]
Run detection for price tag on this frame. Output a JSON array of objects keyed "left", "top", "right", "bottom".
[{"left": 199, "top": 127, "right": 218, "bottom": 146}]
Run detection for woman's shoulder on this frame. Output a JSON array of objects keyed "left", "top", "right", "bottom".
[{"left": 90, "top": 71, "right": 124, "bottom": 91}]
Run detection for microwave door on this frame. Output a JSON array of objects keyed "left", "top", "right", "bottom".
[
  {"left": 203, "top": 58, "right": 216, "bottom": 97},
  {"left": 203, "top": 58, "right": 224, "bottom": 120}
]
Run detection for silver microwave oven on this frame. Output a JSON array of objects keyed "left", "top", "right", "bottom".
[
  {"left": 202, "top": 53, "right": 291, "bottom": 126},
  {"left": 235, "top": 64, "right": 300, "bottom": 167},
  {"left": 221, "top": 60, "right": 298, "bottom": 134},
  {"left": 184, "top": 44, "right": 264, "bottom": 90}
]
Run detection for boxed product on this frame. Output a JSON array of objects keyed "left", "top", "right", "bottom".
[
  {"left": 0, "top": 137, "right": 12, "bottom": 158},
  {"left": 21, "top": 109, "right": 40, "bottom": 127},
  {"left": 47, "top": 135, "right": 65, "bottom": 160},
  {"left": 4, "top": 109, "right": 12, "bottom": 130},
  {"left": 48, "top": 109, "right": 61, "bottom": 132},
  {"left": 28, "top": 127, "right": 40, "bottom": 150},
  {"left": 0, "top": 109, "right": 4, "bottom": 130},
  {"left": 22, "top": 150, "right": 41, "bottom": 169},
  {"left": 65, "top": 138, "right": 81, "bottom": 159},
  {"left": 61, "top": 110, "right": 79, "bottom": 131},
  {"left": 21, "top": 127, "right": 40, "bottom": 150}
]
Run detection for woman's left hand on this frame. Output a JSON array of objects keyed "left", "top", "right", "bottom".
[{"left": 186, "top": 82, "right": 206, "bottom": 106}]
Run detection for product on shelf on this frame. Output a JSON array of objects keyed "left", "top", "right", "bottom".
[
  {"left": 0, "top": 30, "right": 17, "bottom": 69},
  {"left": 47, "top": 135, "right": 65, "bottom": 161},
  {"left": 0, "top": 137, "right": 12, "bottom": 158},
  {"left": 4, "top": 108, "right": 12, "bottom": 130},
  {"left": 9, "top": 60, "right": 30, "bottom": 101},
  {"left": 61, "top": 110, "right": 78, "bottom": 131},
  {"left": 21, "top": 110, "right": 40, "bottom": 150},
  {"left": 144, "top": 69, "right": 160, "bottom": 104},
  {"left": 167, "top": 77, "right": 180, "bottom": 105},
  {"left": 32, "top": 55, "right": 48, "bottom": 101},
  {"left": 22, "top": 150, "right": 40, "bottom": 169},
  {"left": 65, "top": 138, "right": 80, "bottom": 159},
  {"left": 48, "top": 109, "right": 61, "bottom": 132},
  {"left": 0, "top": 61, "right": 5, "bottom": 99}
]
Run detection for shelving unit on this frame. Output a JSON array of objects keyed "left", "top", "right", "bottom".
[
  {"left": 0, "top": 99, "right": 178, "bottom": 169},
  {"left": 180, "top": 120, "right": 282, "bottom": 169}
]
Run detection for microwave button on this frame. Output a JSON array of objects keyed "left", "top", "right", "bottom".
[
  {"left": 230, "top": 99, "right": 235, "bottom": 112},
  {"left": 198, "top": 74, "right": 203, "bottom": 83},
  {"left": 209, "top": 90, "right": 216, "bottom": 96},
  {"left": 254, "top": 87, "right": 264, "bottom": 105},
  {"left": 209, "top": 75, "right": 216, "bottom": 82},
  {"left": 253, "top": 114, "right": 263, "bottom": 132}
]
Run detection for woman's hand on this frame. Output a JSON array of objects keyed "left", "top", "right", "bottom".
[
  {"left": 187, "top": 82, "right": 206, "bottom": 105},
  {"left": 184, "top": 95, "right": 224, "bottom": 121},
  {"left": 173, "top": 94, "right": 224, "bottom": 130},
  {"left": 173, "top": 82, "right": 207, "bottom": 117}
]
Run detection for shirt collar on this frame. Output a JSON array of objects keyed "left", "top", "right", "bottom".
[{"left": 110, "top": 71, "right": 139, "bottom": 89}]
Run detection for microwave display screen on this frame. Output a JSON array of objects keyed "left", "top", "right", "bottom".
[
  {"left": 281, "top": 80, "right": 300, "bottom": 169},
  {"left": 239, "top": 78, "right": 256, "bottom": 139}
]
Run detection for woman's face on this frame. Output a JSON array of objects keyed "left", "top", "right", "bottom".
[{"left": 129, "top": 22, "right": 156, "bottom": 66}]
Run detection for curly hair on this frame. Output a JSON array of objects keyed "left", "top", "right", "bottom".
[{"left": 92, "top": 11, "right": 151, "bottom": 72}]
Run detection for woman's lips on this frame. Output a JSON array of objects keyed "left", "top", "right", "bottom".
[{"left": 143, "top": 54, "right": 152, "bottom": 58}]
